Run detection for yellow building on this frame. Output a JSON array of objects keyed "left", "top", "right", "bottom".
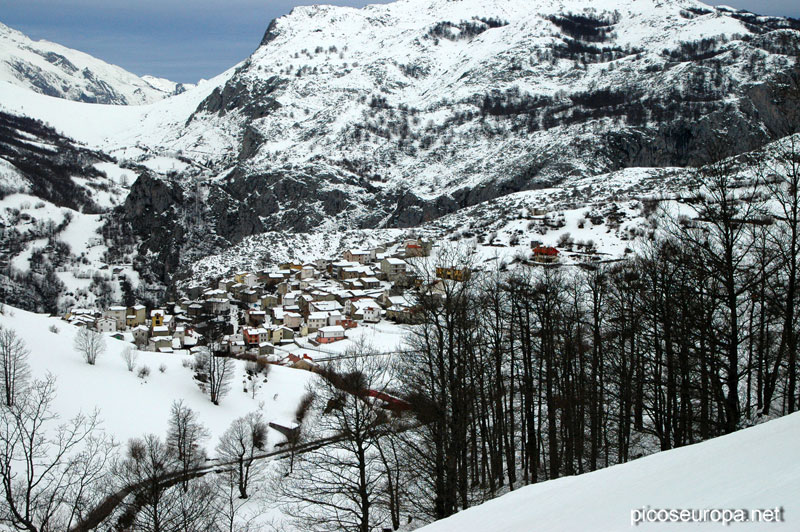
[
  {"left": 126, "top": 304, "right": 146, "bottom": 328},
  {"left": 436, "top": 267, "right": 470, "bottom": 282},
  {"left": 151, "top": 310, "right": 165, "bottom": 328}
]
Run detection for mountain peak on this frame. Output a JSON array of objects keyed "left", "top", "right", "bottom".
[{"left": 0, "top": 20, "right": 181, "bottom": 105}]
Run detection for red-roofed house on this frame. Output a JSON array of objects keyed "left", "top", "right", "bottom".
[
  {"left": 317, "top": 325, "right": 346, "bottom": 344},
  {"left": 532, "top": 246, "right": 560, "bottom": 263}
]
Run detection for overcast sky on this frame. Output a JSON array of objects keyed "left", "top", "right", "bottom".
[{"left": 1, "top": 0, "right": 797, "bottom": 83}]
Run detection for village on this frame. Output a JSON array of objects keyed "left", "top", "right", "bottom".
[{"left": 61, "top": 237, "right": 565, "bottom": 370}]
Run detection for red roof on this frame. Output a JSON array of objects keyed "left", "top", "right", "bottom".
[
  {"left": 532, "top": 246, "right": 559, "bottom": 256},
  {"left": 365, "top": 390, "right": 412, "bottom": 411}
]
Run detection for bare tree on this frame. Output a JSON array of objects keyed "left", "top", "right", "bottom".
[
  {"left": 0, "top": 325, "right": 29, "bottom": 406},
  {"left": 276, "top": 347, "right": 396, "bottom": 532},
  {"left": 0, "top": 375, "right": 115, "bottom": 531},
  {"left": 244, "top": 362, "right": 267, "bottom": 400},
  {"left": 399, "top": 245, "right": 480, "bottom": 518},
  {"left": 214, "top": 469, "right": 266, "bottom": 532},
  {"left": 375, "top": 430, "right": 408, "bottom": 532},
  {"left": 209, "top": 354, "right": 234, "bottom": 405},
  {"left": 216, "top": 411, "right": 268, "bottom": 499},
  {"left": 74, "top": 328, "right": 106, "bottom": 365},
  {"left": 121, "top": 346, "right": 138, "bottom": 372},
  {"left": 664, "top": 145, "right": 761, "bottom": 433},
  {"left": 195, "top": 349, "right": 234, "bottom": 406},
  {"left": 754, "top": 134, "right": 800, "bottom": 414},
  {"left": 113, "top": 434, "right": 216, "bottom": 532},
  {"left": 286, "top": 391, "right": 314, "bottom": 474},
  {"left": 166, "top": 400, "right": 210, "bottom": 492}
]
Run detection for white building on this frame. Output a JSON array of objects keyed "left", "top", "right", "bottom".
[
  {"left": 308, "top": 311, "right": 329, "bottom": 331},
  {"left": 132, "top": 325, "right": 149, "bottom": 346},
  {"left": 300, "top": 265, "right": 316, "bottom": 279},
  {"left": 381, "top": 257, "right": 407, "bottom": 280},
  {"left": 104, "top": 306, "right": 127, "bottom": 330},
  {"left": 284, "top": 312, "right": 304, "bottom": 329},
  {"left": 96, "top": 317, "right": 117, "bottom": 333},
  {"left": 362, "top": 305, "right": 381, "bottom": 323},
  {"left": 318, "top": 325, "right": 346, "bottom": 344}
]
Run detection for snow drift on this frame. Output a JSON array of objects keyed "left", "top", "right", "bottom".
[{"left": 416, "top": 412, "right": 799, "bottom": 531}]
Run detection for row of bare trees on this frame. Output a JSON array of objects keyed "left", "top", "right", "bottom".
[
  {"left": 273, "top": 346, "right": 425, "bottom": 532},
  {"left": 372, "top": 134, "right": 800, "bottom": 525},
  {"left": 113, "top": 402, "right": 269, "bottom": 532}
]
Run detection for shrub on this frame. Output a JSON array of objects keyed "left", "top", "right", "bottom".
[
  {"left": 557, "top": 232, "right": 574, "bottom": 247},
  {"left": 137, "top": 365, "right": 151, "bottom": 379},
  {"left": 245, "top": 361, "right": 260, "bottom": 376},
  {"left": 295, "top": 391, "right": 316, "bottom": 424},
  {"left": 74, "top": 328, "right": 106, "bottom": 365},
  {"left": 121, "top": 346, "right": 138, "bottom": 372},
  {"left": 48, "top": 324, "right": 59, "bottom": 334},
  {"left": 159, "top": 363, "right": 167, "bottom": 373}
]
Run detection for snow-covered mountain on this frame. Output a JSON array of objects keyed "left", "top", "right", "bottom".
[
  {"left": 415, "top": 411, "right": 800, "bottom": 531},
  {"left": 111, "top": 0, "right": 800, "bottom": 283},
  {"left": 0, "top": 21, "right": 186, "bottom": 104},
  {"left": 1, "top": 0, "right": 799, "bottom": 299}
]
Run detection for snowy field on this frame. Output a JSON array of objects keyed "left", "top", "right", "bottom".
[{"left": 0, "top": 306, "right": 318, "bottom": 454}]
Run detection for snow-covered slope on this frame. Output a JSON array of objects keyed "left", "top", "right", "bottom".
[
  {"left": 416, "top": 412, "right": 800, "bottom": 531},
  {"left": 0, "top": 71, "right": 231, "bottom": 150},
  {"left": 0, "top": 21, "right": 183, "bottom": 104}
]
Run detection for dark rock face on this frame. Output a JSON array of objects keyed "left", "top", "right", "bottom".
[
  {"left": 214, "top": 165, "right": 386, "bottom": 235},
  {"left": 8, "top": 58, "right": 131, "bottom": 104},
  {"left": 600, "top": 84, "right": 796, "bottom": 170},
  {"left": 9, "top": 60, "right": 62, "bottom": 99},
  {"left": 238, "top": 126, "right": 265, "bottom": 161},
  {"left": 194, "top": 76, "right": 285, "bottom": 120},
  {"left": 125, "top": 172, "right": 185, "bottom": 221},
  {"left": 260, "top": 18, "right": 281, "bottom": 46},
  {"left": 37, "top": 51, "right": 79, "bottom": 74},
  {"left": 120, "top": 162, "right": 396, "bottom": 283},
  {"left": 122, "top": 172, "right": 187, "bottom": 280}
]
